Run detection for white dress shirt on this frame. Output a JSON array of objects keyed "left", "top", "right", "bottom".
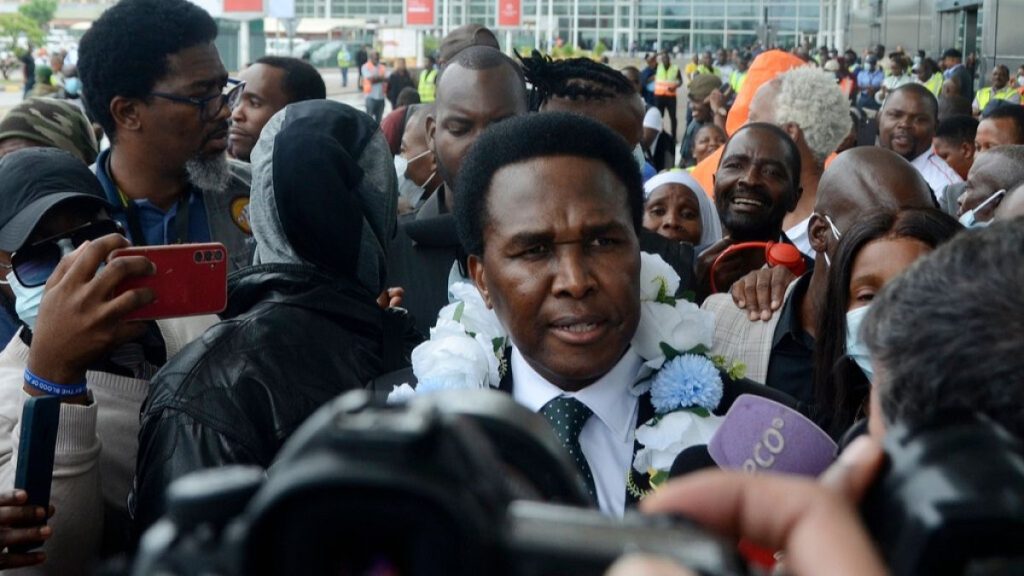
[
  {"left": 911, "top": 149, "right": 963, "bottom": 203},
  {"left": 511, "top": 347, "right": 644, "bottom": 517}
]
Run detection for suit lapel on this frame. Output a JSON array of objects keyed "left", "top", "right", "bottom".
[{"left": 625, "top": 391, "right": 656, "bottom": 507}]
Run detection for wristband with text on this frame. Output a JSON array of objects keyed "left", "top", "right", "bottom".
[{"left": 24, "top": 368, "right": 87, "bottom": 397}]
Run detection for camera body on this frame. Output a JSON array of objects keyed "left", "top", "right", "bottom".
[
  {"left": 132, "top": 390, "right": 747, "bottom": 576},
  {"left": 861, "top": 411, "right": 1024, "bottom": 576}
]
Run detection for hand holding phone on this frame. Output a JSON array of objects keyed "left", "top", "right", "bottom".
[
  {"left": 10, "top": 396, "right": 60, "bottom": 556},
  {"left": 0, "top": 489, "right": 52, "bottom": 568},
  {"left": 26, "top": 233, "right": 155, "bottom": 389},
  {"left": 110, "top": 243, "right": 228, "bottom": 321}
]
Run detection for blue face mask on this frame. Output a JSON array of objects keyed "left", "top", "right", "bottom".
[
  {"left": 8, "top": 271, "right": 44, "bottom": 331},
  {"left": 845, "top": 304, "right": 874, "bottom": 382},
  {"left": 64, "top": 77, "right": 81, "bottom": 96}
]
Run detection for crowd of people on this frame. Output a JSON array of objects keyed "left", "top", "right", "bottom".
[{"left": 0, "top": 0, "right": 1019, "bottom": 573}]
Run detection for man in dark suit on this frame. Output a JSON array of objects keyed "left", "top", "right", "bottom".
[
  {"left": 375, "top": 112, "right": 795, "bottom": 517},
  {"left": 386, "top": 46, "right": 528, "bottom": 335}
]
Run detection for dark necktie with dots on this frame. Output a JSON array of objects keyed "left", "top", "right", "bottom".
[{"left": 540, "top": 396, "right": 597, "bottom": 504}]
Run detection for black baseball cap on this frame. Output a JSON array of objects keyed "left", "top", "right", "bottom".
[
  {"left": 0, "top": 147, "right": 111, "bottom": 252},
  {"left": 942, "top": 48, "right": 962, "bottom": 60}
]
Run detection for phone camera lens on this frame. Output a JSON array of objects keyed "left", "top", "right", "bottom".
[
  {"left": 214, "top": 251, "right": 224, "bottom": 262},
  {"left": 203, "top": 251, "right": 213, "bottom": 262},
  {"left": 193, "top": 252, "right": 203, "bottom": 263}
]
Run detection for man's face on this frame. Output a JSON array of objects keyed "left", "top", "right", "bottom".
[
  {"left": 713, "top": 128, "right": 799, "bottom": 240},
  {"left": 975, "top": 118, "right": 1020, "bottom": 152},
  {"left": 690, "top": 95, "right": 712, "bottom": 123},
  {"left": 957, "top": 153, "right": 1008, "bottom": 216},
  {"left": 932, "top": 136, "right": 974, "bottom": 181},
  {"left": 660, "top": 53, "right": 670, "bottom": 67},
  {"left": 427, "top": 63, "right": 527, "bottom": 191},
  {"left": 469, "top": 155, "right": 640, "bottom": 392},
  {"left": 878, "top": 90, "right": 936, "bottom": 160},
  {"left": 141, "top": 42, "right": 230, "bottom": 171},
  {"left": 399, "top": 111, "right": 437, "bottom": 189},
  {"left": 228, "top": 64, "right": 290, "bottom": 162},
  {"left": 700, "top": 53, "right": 713, "bottom": 68},
  {"left": 991, "top": 67, "right": 1009, "bottom": 90}
]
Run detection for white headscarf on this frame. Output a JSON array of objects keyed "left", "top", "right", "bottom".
[{"left": 643, "top": 170, "right": 723, "bottom": 252}]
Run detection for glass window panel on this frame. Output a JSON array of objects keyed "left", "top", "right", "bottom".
[
  {"left": 727, "top": 3, "right": 757, "bottom": 18},
  {"left": 693, "top": 4, "right": 725, "bottom": 17},
  {"left": 693, "top": 32, "right": 725, "bottom": 51}
]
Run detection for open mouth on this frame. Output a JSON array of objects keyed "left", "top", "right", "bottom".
[{"left": 550, "top": 316, "right": 609, "bottom": 345}]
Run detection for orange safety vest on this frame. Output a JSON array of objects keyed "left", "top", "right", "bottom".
[
  {"left": 655, "top": 64, "right": 680, "bottom": 97},
  {"left": 362, "top": 63, "right": 386, "bottom": 94}
]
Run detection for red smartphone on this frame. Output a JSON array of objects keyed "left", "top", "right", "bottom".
[{"left": 111, "top": 243, "right": 228, "bottom": 321}]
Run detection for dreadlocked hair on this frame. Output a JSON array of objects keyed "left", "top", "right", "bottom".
[{"left": 516, "top": 50, "right": 636, "bottom": 110}]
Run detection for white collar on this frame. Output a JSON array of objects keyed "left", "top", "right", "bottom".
[{"left": 511, "top": 346, "right": 643, "bottom": 443}]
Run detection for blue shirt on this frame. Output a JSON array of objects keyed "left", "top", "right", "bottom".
[
  {"left": 95, "top": 149, "right": 211, "bottom": 246},
  {"left": 856, "top": 68, "right": 884, "bottom": 94}
]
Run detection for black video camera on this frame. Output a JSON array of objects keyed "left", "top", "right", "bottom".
[
  {"left": 131, "top": 389, "right": 747, "bottom": 576},
  {"left": 861, "top": 411, "right": 1024, "bottom": 576}
]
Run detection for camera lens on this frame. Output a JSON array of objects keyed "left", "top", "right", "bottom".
[
  {"left": 193, "top": 251, "right": 203, "bottom": 263},
  {"left": 204, "top": 251, "right": 213, "bottom": 262},
  {"left": 214, "top": 251, "right": 224, "bottom": 262}
]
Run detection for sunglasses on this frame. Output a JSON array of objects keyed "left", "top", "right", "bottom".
[{"left": 9, "top": 220, "right": 124, "bottom": 288}]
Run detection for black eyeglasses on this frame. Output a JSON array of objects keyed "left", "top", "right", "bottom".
[
  {"left": 9, "top": 220, "right": 124, "bottom": 288},
  {"left": 149, "top": 79, "right": 246, "bottom": 123}
]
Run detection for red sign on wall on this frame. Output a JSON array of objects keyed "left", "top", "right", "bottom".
[
  {"left": 405, "top": 0, "right": 435, "bottom": 27},
  {"left": 496, "top": 0, "right": 520, "bottom": 28},
  {"left": 225, "top": 0, "right": 263, "bottom": 11}
]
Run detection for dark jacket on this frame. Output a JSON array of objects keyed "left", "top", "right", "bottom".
[
  {"left": 386, "top": 69, "right": 416, "bottom": 107},
  {"left": 130, "top": 264, "right": 387, "bottom": 532}
]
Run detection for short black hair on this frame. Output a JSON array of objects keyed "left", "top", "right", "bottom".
[
  {"left": 78, "top": 0, "right": 218, "bottom": 139},
  {"left": 724, "top": 122, "right": 802, "bottom": 190},
  {"left": 887, "top": 82, "right": 939, "bottom": 120},
  {"left": 436, "top": 45, "right": 525, "bottom": 90},
  {"left": 983, "top": 104, "right": 1024, "bottom": 142},
  {"left": 813, "top": 208, "right": 962, "bottom": 438},
  {"left": 864, "top": 219, "right": 1024, "bottom": 440},
  {"left": 253, "top": 56, "right": 326, "bottom": 102},
  {"left": 938, "top": 95, "right": 972, "bottom": 122},
  {"left": 934, "top": 114, "right": 978, "bottom": 145},
  {"left": 517, "top": 51, "right": 635, "bottom": 110},
  {"left": 454, "top": 112, "right": 642, "bottom": 256}
]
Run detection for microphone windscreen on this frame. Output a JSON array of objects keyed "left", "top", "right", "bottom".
[
  {"left": 669, "top": 444, "right": 717, "bottom": 478},
  {"left": 708, "top": 394, "right": 837, "bottom": 477}
]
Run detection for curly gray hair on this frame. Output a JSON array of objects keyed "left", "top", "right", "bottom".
[{"left": 773, "top": 67, "right": 851, "bottom": 164}]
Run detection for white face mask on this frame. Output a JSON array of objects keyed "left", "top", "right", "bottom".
[
  {"left": 845, "top": 304, "right": 874, "bottom": 382},
  {"left": 1018, "top": 75, "right": 1024, "bottom": 86},
  {"left": 393, "top": 149, "right": 435, "bottom": 207},
  {"left": 632, "top": 144, "right": 647, "bottom": 174},
  {"left": 8, "top": 271, "right": 44, "bottom": 331}
]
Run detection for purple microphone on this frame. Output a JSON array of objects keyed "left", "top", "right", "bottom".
[{"left": 708, "top": 394, "right": 838, "bottom": 477}]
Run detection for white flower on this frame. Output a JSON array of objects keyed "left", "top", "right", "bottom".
[
  {"left": 631, "top": 300, "right": 716, "bottom": 369},
  {"left": 411, "top": 331, "right": 491, "bottom": 390},
  {"left": 387, "top": 383, "right": 417, "bottom": 404},
  {"left": 639, "top": 252, "right": 681, "bottom": 302},
  {"left": 440, "top": 282, "right": 507, "bottom": 343},
  {"left": 632, "top": 411, "right": 725, "bottom": 473}
]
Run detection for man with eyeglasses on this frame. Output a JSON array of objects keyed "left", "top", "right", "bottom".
[
  {"left": 0, "top": 148, "right": 216, "bottom": 573},
  {"left": 77, "top": 0, "right": 255, "bottom": 271},
  {"left": 702, "top": 147, "right": 936, "bottom": 409}
]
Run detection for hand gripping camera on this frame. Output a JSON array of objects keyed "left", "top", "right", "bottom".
[{"left": 131, "top": 389, "right": 747, "bottom": 576}]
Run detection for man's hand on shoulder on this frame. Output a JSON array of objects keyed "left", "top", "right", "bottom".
[{"left": 729, "top": 266, "right": 796, "bottom": 322}]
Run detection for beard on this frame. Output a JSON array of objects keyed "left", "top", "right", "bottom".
[
  {"left": 715, "top": 186, "right": 791, "bottom": 242},
  {"left": 185, "top": 153, "right": 230, "bottom": 192}
]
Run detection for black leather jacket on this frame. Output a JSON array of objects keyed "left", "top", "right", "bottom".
[{"left": 130, "top": 264, "right": 387, "bottom": 532}]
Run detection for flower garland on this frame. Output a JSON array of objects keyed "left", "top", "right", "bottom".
[{"left": 388, "top": 252, "right": 744, "bottom": 498}]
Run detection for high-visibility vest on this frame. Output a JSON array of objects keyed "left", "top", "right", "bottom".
[
  {"left": 362, "top": 63, "right": 386, "bottom": 94},
  {"left": 729, "top": 70, "right": 747, "bottom": 93},
  {"left": 696, "top": 64, "right": 719, "bottom": 77},
  {"left": 655, "top": 64, "right": 680, "bottom": 97},
  {"left": 418, "top": 69, "right": 437, "bottom": 103},
  {"left": 976, "top": 85, "right": 1019, "bottom": 110},
  {"left": 923, "top": 72, "right": 943, "bottom": 97},
  {"left": 337, "top": 50, "right": 350, "bottom": 68}
]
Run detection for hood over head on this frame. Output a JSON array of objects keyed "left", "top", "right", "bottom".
[{"left": 249, "top": 100, "right": 397, "bottom": 295}]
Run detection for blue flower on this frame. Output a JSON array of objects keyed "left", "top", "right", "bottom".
[{"left": 650, "top": 354, "right": 723, "bottom": 414}]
